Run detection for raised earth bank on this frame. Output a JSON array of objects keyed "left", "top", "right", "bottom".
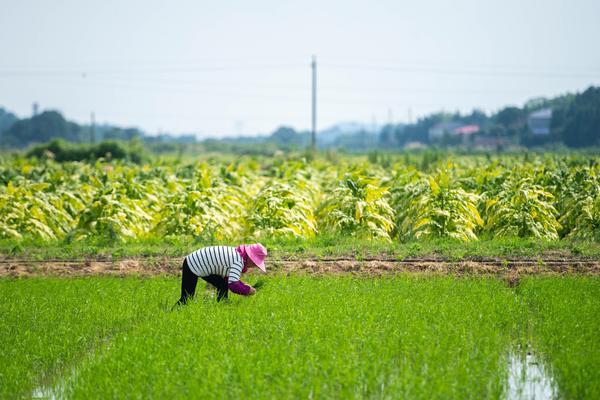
[{"left": 2, "top": 256, "right": 599, "bottom": 279}]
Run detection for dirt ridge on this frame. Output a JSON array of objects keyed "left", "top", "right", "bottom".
[{"left": 1, "top": 257, "right": 599, "bottom": 278}]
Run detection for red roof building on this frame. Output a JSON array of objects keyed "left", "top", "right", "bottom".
[{"left": 452, "top": 124, "right": 480, "bottom": 135}]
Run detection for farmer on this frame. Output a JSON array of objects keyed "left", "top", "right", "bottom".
[{"left": 175, "top": 243, "right": 267, "bottom": 306}]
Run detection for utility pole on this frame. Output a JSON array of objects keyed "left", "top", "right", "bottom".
[
  {"left": 311, "top": 55, "right": 317, "bottom": 152},
  {"left": 90, "top": 112, "right": 96, "bottom": 144}
]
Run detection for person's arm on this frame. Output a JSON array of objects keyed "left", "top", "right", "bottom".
[
  {"left": 228, "top": 256, "right": 256, "bottom": 295},
  {"left": 228, "top": 280, "right": 256, "bottom": 295}
]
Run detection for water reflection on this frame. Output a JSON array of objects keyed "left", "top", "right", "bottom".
[{"left": 507, "top": 351, "right": 556, "bottom": 400}]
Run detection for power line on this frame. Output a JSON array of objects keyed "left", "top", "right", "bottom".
[
  {"left": 306, "top": 55, "right": 600, "bottom": 73},
  {"left": 9, "top": 76, "right": 473, "bottom": 106},
  {"left": 1, "top": 72, "right": 570, "bottom": 96},
  {"left": 321, "top": 63, "right": 600, "bottom": 79},
  {"left": 1, "top": 60, "right": 598, "bottom": 79},
  {"left": 0, "top": 64, "right": 306, "bottom": 77},
  {"left": 0, "top": 73, "right": 578, "bottom": 109}
]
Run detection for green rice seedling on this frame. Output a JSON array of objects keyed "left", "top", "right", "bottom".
[
  {"left": 2, "top": 276, "right": 599, "bottom": 399},
  {"left": 520, "top": 277, "right": 600, "bottom": 399},
  {"left": 64, "top": 276, "right": 522, "bottom": 399},
  {"left": 0, "top": 277, "right": 173, "bottom": 399}
]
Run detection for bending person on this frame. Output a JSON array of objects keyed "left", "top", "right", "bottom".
[{"left": 175, "top": 243, "right": 267, "bottom": 306}]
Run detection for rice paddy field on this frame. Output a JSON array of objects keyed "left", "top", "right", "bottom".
[{"left": 1, "top": 275, "right": 598, "bottom": 399}]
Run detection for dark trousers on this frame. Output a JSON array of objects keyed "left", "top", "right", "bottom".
[{"left": 176, "top": 258, "right": 229, "bottom": 305}]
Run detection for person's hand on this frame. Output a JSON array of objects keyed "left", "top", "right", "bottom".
[{"left": 248, "top": 286, "right": 257, "bottom": 295}]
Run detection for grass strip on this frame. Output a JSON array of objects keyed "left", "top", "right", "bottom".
[{"left": 1, "top": 236, "right": 599, "bottom": 261}]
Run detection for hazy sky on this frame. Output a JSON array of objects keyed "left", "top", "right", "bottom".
[{"left": 1, "top": 0, "right": 599, "bottom": 137}]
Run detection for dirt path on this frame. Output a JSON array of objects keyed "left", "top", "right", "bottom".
[{"left": 1, "top": 256, "right": 599, "bottom": 279}]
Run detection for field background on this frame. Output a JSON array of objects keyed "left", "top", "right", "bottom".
[{"left": 2, "top": 151, "right": 599, "bottom": 399}]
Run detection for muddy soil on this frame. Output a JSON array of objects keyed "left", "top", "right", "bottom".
[{"left": 1, "top": 257, "right": 599, "bottom": 278}]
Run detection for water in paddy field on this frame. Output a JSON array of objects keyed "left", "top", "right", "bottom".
[
  {"left": 31, "top": 337, "right": 114, "bottom": 399},
  {"left": 506, "top": 351, "right": 556, "bottom": 400},
  {"left": 31, "top": 385, "right": 59, "bottom": 399},
  {"left": 31, "top": 362, "right": 80, "bottom": 399}
]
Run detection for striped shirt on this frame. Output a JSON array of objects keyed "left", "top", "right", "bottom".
[{"left": 186, "top": 246, "right": 244, "bottom": 283}]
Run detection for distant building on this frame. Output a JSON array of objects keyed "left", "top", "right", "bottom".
[
  {"left": 527, "top": 108, "right": 552, "bottom": 135},
  {"left": 429, "top": 122, "right": 463, "bottom": 139},
  {"left": 429, "top": 122, "right": 480, "bottom": 140},
  {"left": 453, "top": 124, "right": 480, "bottom": 135}
]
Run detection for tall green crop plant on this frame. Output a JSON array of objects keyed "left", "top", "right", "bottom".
[
  {"left": 484, "top": 176, "right": 561, "bottom": 240},
  {"left": 70, "top": 182, "right": 153, "bottom": 242},
  {"left": 563, "top": 195, "right": 600, "bottom": 240},
  {"left": 556, "top": 167, "right": 600, "bottom": 239},
  {"left": 3, "top": 154, "right": 600, "bottom": 244},
  {"left": 248, "top": 179, "right": 317, "bottom": 239},
  {"left": 154, "top": 164, "right": 248, "bottom": 241},
  {"left": 317, "top": 170, "right": 394, "bottom": 241},
  {"left": 264, "top": 158, "right": 323, "bottom": 206},
  {"left": 393, "top": 169, "right": 482, "bottom": 241},
  {"left": 154, "top": 184, "right": 246, "bottom": 240},
  {"left": 0, "top": 181, "right": 75, "bottom": 240}
]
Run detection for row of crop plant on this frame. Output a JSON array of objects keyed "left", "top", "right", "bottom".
[{"left": 1, "top": 156, "right": 599, "bottom": 242}]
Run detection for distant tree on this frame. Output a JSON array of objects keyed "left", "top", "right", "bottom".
[
  {"left": 460, "top": 109, "right": 488, "bottom": 126},
  {"left": 102, "top": 127, "right": 142, "bottom": 141},
  {"left": 332, "top": 130, "right": 378, "bottom": 150},
  {"left": 269, "top": 126, "right": 309, "bottom": 149},
  {"left": 379, "top": 124, "right": 398, "bottom": 147},
  {"left": 0, "top": 107, "right": 18, "bottom": 136},
  {"left": 271, "top": 126, "right": 298, "bottom": 145},
  {"left": 26, "top": 139, "right": 144, "bottom": 163},
  {"left": 492, "top": 107, "right": 526, "bottom": 139},
  {"left": 495, "top": 107, "right": 524, "bottom": 128},
  {"left": 1, "top": 111, "right": 82, "bottom": 147},
  {"left": 561, "top": 87, "right": 600, "bottom": 148},
  {"left": 523, "top": 97, "right": 548, "bottom": 111}
]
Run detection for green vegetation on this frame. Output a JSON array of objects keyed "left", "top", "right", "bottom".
[
  {"left": 1, "top": 276, "right": 598, "bottom": 399},
  {"left": 26, "top": 139, "right": 145, "bottom": 163},
  {"left": 2, "top": 235, "right": 600, "bottom": 261},
  {"left": 0, "top": 277, "right": 174, "bottom": 399},
  {"left": 0, "top": 110, "right": 144, "bottom": 148},
  {"left": 520, "top": 277, "right": 600, "bottom": 399},
  {"left": 1, "top": 153, "right": 599, "bottom": 253}
]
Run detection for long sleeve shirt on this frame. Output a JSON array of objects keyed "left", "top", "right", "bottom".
[{"left": 185, "top": 246, "right": 252, "bottom": 295}]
